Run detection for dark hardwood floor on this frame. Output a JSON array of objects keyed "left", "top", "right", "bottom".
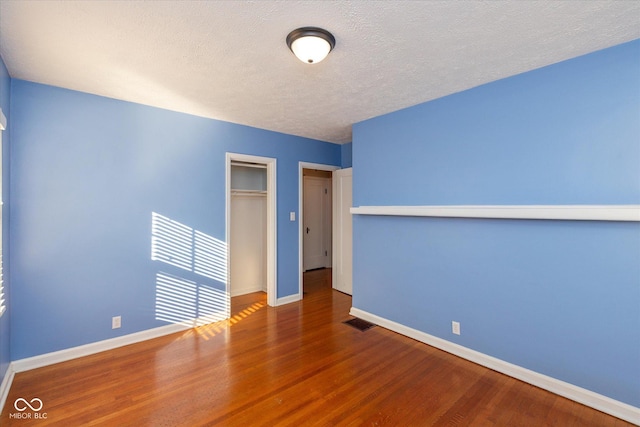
[{"left": 1, "top": 268, "right": 633, "bottom": 426}]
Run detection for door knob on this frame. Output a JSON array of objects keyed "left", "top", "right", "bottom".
[{"left": 306, "top": 227, "right": 310, "bottom": 234}]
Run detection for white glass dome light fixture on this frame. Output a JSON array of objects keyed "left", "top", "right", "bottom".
[{"left": 286, "top": 27, "right": 336, "bottom": 64}]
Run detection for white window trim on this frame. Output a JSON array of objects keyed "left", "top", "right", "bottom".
[{"left": 0, "top": 108, "right": 6, "bottom": 317}]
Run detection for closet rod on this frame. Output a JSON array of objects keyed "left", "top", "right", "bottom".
[{"left": 231, "top": 161, "right": 267, "bottom": 169}]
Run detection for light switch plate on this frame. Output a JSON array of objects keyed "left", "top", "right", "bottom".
[{"left": 452, "top": 321, "right": 460, "bottom": 335}]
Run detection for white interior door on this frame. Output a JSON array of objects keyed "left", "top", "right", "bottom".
[
  {"left": 332, "top": 168, "right": 353, "bottom": 295},
  {"left": 303, "top": 176, "right": 329, "bottom": 271},
  {"left": 323, "top": 181, "right": 332, "bottom": 268}
]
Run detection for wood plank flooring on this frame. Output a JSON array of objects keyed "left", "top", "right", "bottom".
[{"left": 1, "top": 269, "right": 633, "bottom": 426}]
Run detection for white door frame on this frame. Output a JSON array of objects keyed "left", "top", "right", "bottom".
[
  {"left": 298, "top": 162, "right": 340, "bottom": 298},
  {"left": 227, "top": 153, "right": 277, "bottom": 307}
]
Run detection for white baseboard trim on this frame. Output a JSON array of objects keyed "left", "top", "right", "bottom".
[
  {"left": 276, "top": 293, "right": 301, "bottom": 306},
  {"left": 0, "top": 363, "right": 16, "bottom": 415},
  {"left": 350, "top": 307, "right": 640, "bottom": 425},
  {"left": 12, "top": 323, "right": 191, "bottom": 373},
  {"left": 231, "top": 287, "right": 264, "bottom": 297}
]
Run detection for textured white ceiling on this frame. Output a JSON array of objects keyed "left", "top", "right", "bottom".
[{"left": 1, "top": 1, "right": 638, "bottom": 144}]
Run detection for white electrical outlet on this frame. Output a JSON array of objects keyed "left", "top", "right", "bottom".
[
  {"left": 452, "top": 321, "right": 461, "bottom": 335},
  {"left": 112, "top": 316, "right": 121, "bottom": 329}
]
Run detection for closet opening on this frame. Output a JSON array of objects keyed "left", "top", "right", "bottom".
[{"left": 226, "top": 153, "right": 276, "bottom": 307}]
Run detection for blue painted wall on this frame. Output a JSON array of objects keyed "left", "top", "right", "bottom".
[
  {"left": 352, "top": 39, "right": 640, "bottom": 406},
  {"left": 9, "top": 80, "right": 340, "bottom": 359},
  {"left": 0, "top": 55, "right": 11, "bottom": 388},
  {"left": 341, "top": 142, "right": 352, "bottom": 168}
]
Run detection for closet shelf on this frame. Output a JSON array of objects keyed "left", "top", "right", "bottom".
[
  {"left": 350, "top": 205, "right": 640, "bottom": 222},
  {"left": 231, "top": 189, "right": 267, "bottom": 194}
]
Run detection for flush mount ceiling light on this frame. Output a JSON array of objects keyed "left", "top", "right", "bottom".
[{"left": 286, "top": 27, "right": 336, "bottom": 64}]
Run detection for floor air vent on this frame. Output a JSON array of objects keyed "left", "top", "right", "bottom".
[{"left": 343, "top": 317, "right": 376, "bottom": 332}]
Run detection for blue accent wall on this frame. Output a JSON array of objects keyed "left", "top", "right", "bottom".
[
  {"left": 352, "top": 39, "right": 640, "bottom": 406},
  {"left": 9, "top": 80, "right": 340, "bottom": 359},
  {"left": 0, "top": 55, "right": 11, "bottom": 388},
  {"left": 341, "top": 142, "right": 353, "bottom": 168}
]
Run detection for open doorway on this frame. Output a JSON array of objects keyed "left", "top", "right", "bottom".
[
  {"left": 298, "top": 162, "right": 339, "bottom": 298},
  {"left": 303, "top": 169, "right": 332, "bottom": 271},
  {"left": 226, "top": 153, "right": 277, "bottom": 307}
]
